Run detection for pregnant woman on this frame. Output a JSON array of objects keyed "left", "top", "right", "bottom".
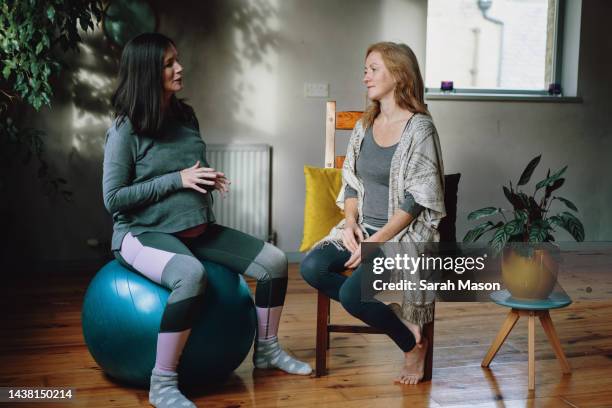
[{"left": 103, "top": 33, "right": 311, "bottom": 408}]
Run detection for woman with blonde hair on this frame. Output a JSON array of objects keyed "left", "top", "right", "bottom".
[{"left": 301, "top": 42, "right": 445, "bottom": 384}]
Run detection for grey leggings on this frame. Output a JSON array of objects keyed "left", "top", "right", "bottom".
[{"left": 114, "top": 223, "right": 288, "bottom": 333}]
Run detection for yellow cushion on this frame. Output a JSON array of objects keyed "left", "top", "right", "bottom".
[{"left": 300, "top": 166, "right": 344, "bottom": 252}]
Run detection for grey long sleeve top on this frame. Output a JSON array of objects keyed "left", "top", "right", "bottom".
[{"left": 102, "top": 117, "right": 215, "bottom": 250}]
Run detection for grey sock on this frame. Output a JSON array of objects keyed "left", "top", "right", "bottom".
[
  {"left": 149, "top": 369, "right": 196, "bottom": 408},
  {"left": 254, "top": 336, "right": 312, "bottom": 375}
]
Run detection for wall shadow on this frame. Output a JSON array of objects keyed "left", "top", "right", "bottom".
[{"left": 151, "top": 0, "right": 280, "bottom": 139}]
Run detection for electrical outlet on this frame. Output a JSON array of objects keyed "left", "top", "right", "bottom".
[{"left": 304, "top": 82, "right": 329, "bottom": 98}]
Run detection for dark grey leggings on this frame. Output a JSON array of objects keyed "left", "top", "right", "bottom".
[
  {"left": 114, "top": 223, "right": 288, "bottom": 333},
  {"left": 300, "top": 243, "right": 417, "bottom": 352}
]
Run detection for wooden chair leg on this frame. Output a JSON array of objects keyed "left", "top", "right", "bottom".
[
  {"left": 316, "top": 291, "right": 330, "bottom": 377},
  {"left": 538, "top": 311, "right": 571, "bottom": 374},
  {"left": 482, "top": 309, "right": 520, "bottom": 367},
  {"left": 422, "top": 319, "right": 435, "bottom": 381},
  {"left": 528, "top": 312, "right": 536, "bottom": 390}
]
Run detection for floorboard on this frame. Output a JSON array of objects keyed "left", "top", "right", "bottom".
[{"left": 1, "top": 263, "right": 611, "bottom": 407}]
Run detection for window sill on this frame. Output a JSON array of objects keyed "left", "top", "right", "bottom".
[{"left": 425, "top": 92, "right": 583, "bottom": 103}]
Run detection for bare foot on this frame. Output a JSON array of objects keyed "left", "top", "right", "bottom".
[
  {"left": 394, "top": 338, "right": 428, "bottom": 385},
  {"left": 389, "top": 303, "right": 422, "bottom": 347}
]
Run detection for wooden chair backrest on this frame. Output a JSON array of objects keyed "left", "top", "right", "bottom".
[{"left": 325, "top": 101, "right": 363, "bottom": 169}]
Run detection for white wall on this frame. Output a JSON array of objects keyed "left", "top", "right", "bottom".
[
  {"left": 155, "top": 0, "right": 428, "bottom": 255},
  {"left": 10, "top": 0, "right": 611, "bottom": 264}
]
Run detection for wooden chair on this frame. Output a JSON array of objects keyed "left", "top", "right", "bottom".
[{"left": 315, "top": 101, "right": 437, "bottom": 377}]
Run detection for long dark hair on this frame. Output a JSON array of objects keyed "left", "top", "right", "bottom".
[{"left": 111, "top": 32, "right": 195, "bottom": 136}]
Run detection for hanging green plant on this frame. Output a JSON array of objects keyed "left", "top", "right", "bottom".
[
  {"left": 1, "top": 0, "right": 103, "bottom": 109},
  {"left": 0, "top": 0, "right": 103, "bottom": 199}
]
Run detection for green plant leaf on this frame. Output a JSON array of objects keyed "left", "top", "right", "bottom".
[
  {"left": 544, "top": 178, "right": 565, "bottom": 200},
  {"left": 536, "top": 165, "right": 568, "bottom": 191},
  {"left": 518, "top": 154, "right": 541, "bottom": 186},
  {"left": 463, "top": 221, "right": 502, "bottom": 243},
  {"left": 561, "top": 211, "right": 585, "bottom": 241},
  {"left": 30, "top": 61, "right": 39, "bottom": 76},
  {"left": 550, "top": 212, "right": 585, "bottom": 242},
  {"left": 503, "top": 219, "right": 523, "bottom": 236},
  {"left": 515, "top": 209, "right": 529, "bottom": 223},
  {"left": 47, "top": 6, "right": 55, "bottom": 22},
  {"left": 513, "top": 210, "right": 528, "bottom": 236},
  {"left": 528, "top": 220, "right": 549, "bottom": 242},
  {"left": 554, "top": 196, "right": 578, "bottom": 212},
  {"left": 463, "top": 222, "right": 490, "bottom": 243},
  {"left": 490, "top": 228, "right": 510, "bottom": 256},
  {"left": 467, "top": 207, "right": 501, "bottom": 221}
]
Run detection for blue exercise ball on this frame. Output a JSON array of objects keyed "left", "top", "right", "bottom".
[{"left": 82, "top": 260, "right": 256, "bottom": 386}]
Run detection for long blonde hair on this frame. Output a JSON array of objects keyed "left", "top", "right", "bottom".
[{"left": 362, "top": 42, "right": 429, "bottom": 129}]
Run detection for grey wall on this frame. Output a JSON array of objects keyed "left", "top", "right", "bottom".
[
  {"left": 154, "top": 0, "right": 428, "bottom": 255},
  {"left": 10, "top": 0, "right": 611, "bottom": 264}
]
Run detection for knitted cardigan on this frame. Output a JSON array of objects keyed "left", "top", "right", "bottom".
[{"left": 315, "top": 113, "right": 446, "bottom": 325}]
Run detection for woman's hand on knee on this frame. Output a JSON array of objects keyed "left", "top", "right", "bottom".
[
  {"left": 344, "top": 245, "right": 361, "bottom": 269},
  {"left": 342, "top": 220, "right": 363, "bottom": 253},
  {"left": 344, "top": 246, "right": 361, "bottom": 269},
  {"left": 180, "top": 161, "right": 218, "bottom": 194}
]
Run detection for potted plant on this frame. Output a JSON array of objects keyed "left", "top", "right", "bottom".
[{"left": 463, "top": 155, "right": 585, "bottom": 299}]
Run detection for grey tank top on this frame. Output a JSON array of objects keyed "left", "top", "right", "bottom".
[
  {"left": 357, "top": 126, "right": 398, "bottom": 227},
  {"left": 344, "top": 123, "right": 423, "bottom": 228}
]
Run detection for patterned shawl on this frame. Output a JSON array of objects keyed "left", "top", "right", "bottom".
[{"left": 314, "top": 114, "right": 446, "bottom": 325}]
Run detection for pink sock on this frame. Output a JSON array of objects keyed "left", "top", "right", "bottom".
[
  {"left": 256, "top": 306, "right": 283, "bottom": 339},
  {"left": 154, "top": 329, "right": 191, "bottom": 373}
]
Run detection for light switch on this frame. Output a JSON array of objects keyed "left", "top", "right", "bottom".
[{"left": 304, "top": 82, "right": 329, "bottom": 98}]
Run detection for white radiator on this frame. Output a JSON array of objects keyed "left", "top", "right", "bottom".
[{"left": 206, "top": 144, "right": 272, "bottom": 242}]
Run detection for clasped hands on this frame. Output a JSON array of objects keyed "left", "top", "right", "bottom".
[{"left": 180, "top": 160, "right": 231, "bottom": 197}]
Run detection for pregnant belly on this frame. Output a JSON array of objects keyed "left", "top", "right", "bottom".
[{"left": 176, "top": 223, "right": 208, "bottom": 238}]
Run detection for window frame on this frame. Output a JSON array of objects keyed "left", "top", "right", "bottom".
[{"left": 425, "top": 0, "right": 569, "bottom": 98}]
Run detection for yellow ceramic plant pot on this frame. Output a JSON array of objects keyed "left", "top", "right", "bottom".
[{"left": 501, "top": 248, "right": 558, "bottom": 300}]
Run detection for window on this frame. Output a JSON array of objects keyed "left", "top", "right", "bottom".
[{"left": 425, "top": 0, "right": 561, "bottom": 94}]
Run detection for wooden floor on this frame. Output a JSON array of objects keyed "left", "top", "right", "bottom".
[{"left": 1, "top": 263, "right": 612, "bottom": 408}]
